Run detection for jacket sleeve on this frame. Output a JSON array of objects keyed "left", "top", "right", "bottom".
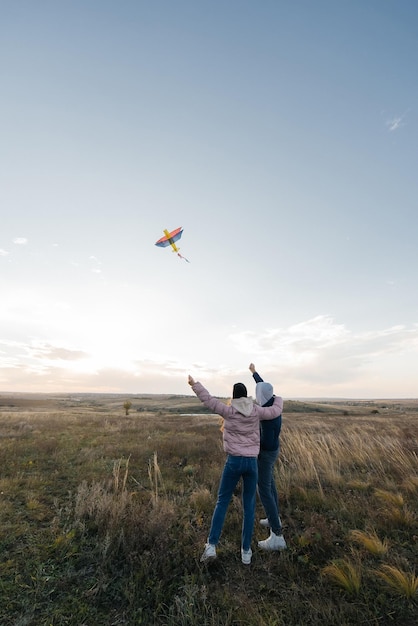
[
  {"left": 255, "top": 395, "right": 283, "bottom": 420},
  {"left": 191, "top": 382, "right": 231, "bottom": 418},
  {"left": 253, "top": 371, "right": 263, "bottom": 383}
]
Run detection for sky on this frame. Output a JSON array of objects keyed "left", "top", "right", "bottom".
[{"left": 1, "top": 0, "right": 417, "bottom": 399}]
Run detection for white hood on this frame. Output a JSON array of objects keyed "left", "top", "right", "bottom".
[
  {"left": 231, "top": 396, "right": 254, "bottom": 417},
  {"left": 256, "top": 382, "right": 274, "bottom": 406}
]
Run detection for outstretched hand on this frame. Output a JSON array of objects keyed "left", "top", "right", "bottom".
[
  {"left": 249, "top": 363, "right": 256, "bottom": 374},
  {"left": 188, "top": 375, "right": 195, "bottom": 386}
]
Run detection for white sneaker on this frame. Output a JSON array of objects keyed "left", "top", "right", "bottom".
[
  {"left": 258, "top": 531, "right": 287, "bottom": 551},
  {"left": 200, "top": 543, "right": 216, "bottom": 563},
  {"left": 241, "top": 548, "right": 252, "bottom": 565}
]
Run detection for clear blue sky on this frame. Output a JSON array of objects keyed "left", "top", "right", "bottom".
[{"left": 1, "top": 0, "right": 417, "bottom": 398}]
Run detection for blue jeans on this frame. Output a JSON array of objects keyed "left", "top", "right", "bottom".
[
  {"left": 257, "top": 448, "right": 282, "bottom": 535},
  {"left": 208, "top": 455, "right": 258, "bottom": 552}
]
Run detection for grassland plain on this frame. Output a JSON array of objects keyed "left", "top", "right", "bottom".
[{"left": 0, "top": 393, "right": 417, "bottom": 625}]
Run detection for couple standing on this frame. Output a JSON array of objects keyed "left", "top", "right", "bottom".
[{"left": 188, "top": 363, "right": 286, "bottom": 565}]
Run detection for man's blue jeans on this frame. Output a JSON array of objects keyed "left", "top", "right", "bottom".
[
  {"left": 257, "top": 448, "right": 282, "bottom": 535},
  {"left": 208, "top": 455, "right": 258, "bottom": 552}
]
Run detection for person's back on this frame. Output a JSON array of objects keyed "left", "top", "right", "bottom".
[
  {"left": 256, "top": 383, "right": 282, "bottom": 452},
  {"left": 223, "top": 395, "right": 263, "bottom": 456},
  {"left": 250, "top": 365, "right": 287, "bottom": 552},
  {"left": 191, "top": 380, "right": 283, "bottom": 457},
  {"left": 188, "top": 375, "right": 284, "bottom": 565}
]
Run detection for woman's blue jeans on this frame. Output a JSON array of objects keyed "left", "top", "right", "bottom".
[
  {"left": 257, "top": 448, "right": 282, "bottom": 535},
  {"left": 208, "top": 455, "right": 258, "bottom": 551}
]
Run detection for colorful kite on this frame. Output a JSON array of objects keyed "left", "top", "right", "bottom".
[{"left": 155, "top": 227, "right": 190, "bottom": 262}]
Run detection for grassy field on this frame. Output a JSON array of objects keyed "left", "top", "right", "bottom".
[{"left": 0, "top": 393, "right": 417, "bottom": 625}]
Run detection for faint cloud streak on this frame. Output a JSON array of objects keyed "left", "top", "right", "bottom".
[
  {"left": 89, "top": 255, "right": 102, "bottom": 274},
  {"left": 29, "top": 343, "right": 89, "bottom": 361},
  {"left": 385, "top": 111, "right": 408, "bottom": 132}
]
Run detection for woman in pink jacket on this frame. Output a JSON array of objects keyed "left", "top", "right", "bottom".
[{"left": 188, "top": 375, "right": 283, "bottom": 565}]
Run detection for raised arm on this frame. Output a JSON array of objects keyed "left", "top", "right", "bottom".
[
  {"left": 188, "top": 376, "right": 231, "bottom": 418},
  {"left": 249, "top": 362, "right": 263, "bottom": 384}
]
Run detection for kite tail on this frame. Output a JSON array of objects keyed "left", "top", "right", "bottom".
[{"left": 177, "top": 253, "right": 190, "bottom": 263}]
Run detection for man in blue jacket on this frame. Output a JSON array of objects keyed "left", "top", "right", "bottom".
[{"left": 249, "top": 363, "right": 287, "bottom": 551}]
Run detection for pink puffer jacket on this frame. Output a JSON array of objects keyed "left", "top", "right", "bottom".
[{"left": 191, "top": 382, "right": 284, "bottom": 457}]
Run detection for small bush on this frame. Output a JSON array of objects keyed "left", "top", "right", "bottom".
[
  {"left": 322, "top": 559, "right": 362, "bottom": 595},
  {"left": 374, "top": 565, "right": 418, "bottom": 600},
  {"left": 348, "top": 529, "right": 389, "bottom": 556}
]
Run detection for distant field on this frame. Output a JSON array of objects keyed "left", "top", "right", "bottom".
[{"left": 0, "top": 393, "right": 417, "bottom": 625}]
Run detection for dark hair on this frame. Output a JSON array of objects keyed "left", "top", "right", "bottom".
[{"left": 233, "top": 383, "right": 247, "bottom": 399}]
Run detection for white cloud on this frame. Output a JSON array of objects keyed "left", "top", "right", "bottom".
[
  {"left": 229, "top": 316, "right": 349, "bottom": 366},
  {"left": 385, "top": 112, "right": 407, "bottom": 132},
  {"left": 0, "top": 339, "right": 88, "bottom": 367},
  {"left": 229, "top": 316, "right": 417, "bottom": 358},
  {"left": 29, "top": 343, "right": 89, "bottom": 361},
  {"left": 0, "top": 249, "right": 9, "bottom": 256},
  {"left": 227, "top": 316, "right": 418, "bottom": 397},
  {"left": 89, "top": 255, "right": 103, "bottom": 274},
  {"left": 13, "top": 237, "right": 28, "bottom": 245}
]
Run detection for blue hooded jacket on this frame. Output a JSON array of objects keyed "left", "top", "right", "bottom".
[{"left": 253, "top": 371, "right": 282, "bottom": 452}]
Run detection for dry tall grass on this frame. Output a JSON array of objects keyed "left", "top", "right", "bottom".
[
  {"left": 1, "top": 395, "right": 417, "bottom": 625},
  {"left": 374, "top": 564, "right": 418, "bottom": 599},
  {"left": 348, "top": 529, "right": 389, "bottom": 556},
  {"left": 321, "top": 558, "right": 362, "bottom": 595}
]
